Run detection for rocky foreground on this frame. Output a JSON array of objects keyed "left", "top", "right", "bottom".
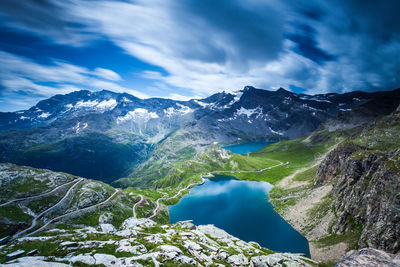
[{"left": 1, "top": 219, "right": 317, "bottom": 267}]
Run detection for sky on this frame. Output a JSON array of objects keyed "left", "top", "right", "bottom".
[{"left": 0, "top": 0, "right": 400, "bottom": 111}]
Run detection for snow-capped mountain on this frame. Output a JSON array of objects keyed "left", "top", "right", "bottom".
[{"left": 1, "top": 86, "right": 399, "bottom": 183}]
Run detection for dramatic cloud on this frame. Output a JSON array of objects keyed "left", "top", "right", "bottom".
[
  {"left": 0, "top": 0, "right": 399, "bottom": 110},
  {"left": 0, "top": 51, "right": 148, "bottom": 111}
]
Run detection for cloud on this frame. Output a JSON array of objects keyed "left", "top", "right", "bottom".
[
  {"left": 0, "top": 0, "right": 97, "bottom": 46},
  {"left": 0, "top": 0, "right": 400, "bottom": 108},
  {"left": 93, "top": 68, "right": 122, "bottom": 81},
  {"left": 0, "top": 51, "right": 134, "bottom": 110}
]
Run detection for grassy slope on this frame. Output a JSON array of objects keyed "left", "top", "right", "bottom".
[{"left": 266, "top": 111, "right": 400, "bottom": 262}]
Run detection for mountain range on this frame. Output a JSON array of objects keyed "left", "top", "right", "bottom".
[{"left": 1, "top": 86, "right": 400, "bottom": 185}]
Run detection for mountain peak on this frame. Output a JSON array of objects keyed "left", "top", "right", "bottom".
[
  {"left": 276, "top": 87, "right": 292, "bottom": 94},
  {"left": 243, "top": 85, "right": 256, "bottom": 91}
]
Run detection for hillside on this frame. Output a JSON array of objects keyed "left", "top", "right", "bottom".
[
  {"left": 0, "top": 164, "right": 317, "bottom": 266},
  {"left": 266, "top": 106, "right": 400, "bottom": 262},
  {"left": 1, "top": 87, "right": 400, "bottom": 185}
]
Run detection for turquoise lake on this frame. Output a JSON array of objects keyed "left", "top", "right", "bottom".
[
  {"left": 169, "top": 141, "right": 310, "bottom": 257},
  {"left": 221, "top": 141, "right": 274, "bottom": 154},
  {"left": 169, "top": 177, "right": 310, "bottom": 257}
]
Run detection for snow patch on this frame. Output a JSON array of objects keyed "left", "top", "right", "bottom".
[
  {"left": 121, "top": 97, "right": 132, "bottom": 103},
  {"left": 38, "top": 112, "right": 51, "bottom": 119},
  {"left": 96, "top": 99, "right": 117, "bottom": 110},
  {"left": 75, "top": 99, "right": 117, "bottom": 111},
  {"left": 194, "top": 100, "right": 210, "bottom": 108},
  {"left": 164, "top": 104, "right": 193, "bottom": 117},
  {"left": 236, "top": 106, "right": 263, "bottom": 118},
  {"left": 117, "top": 108, "right": 159, "bottom": 124}
]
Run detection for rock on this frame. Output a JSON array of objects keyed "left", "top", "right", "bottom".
[
  {"left": 2, "top": 258, "right": 70, "bottom": 266},
  {"left": 316, "top": 143, "right": 400, "bottom": 253},
  {"left": 76, "top": 182, "right": 108, "bottom": 209},
  {"left": 251, "top": 255, "right": 282, "bottom": 267},
  {"left": 335, "top": 248, "right": 400, "bottom": 267},
  {"left": 6, "top": 250, "right": 25, "bottom": 260},
  {"left": 183, "top": 240, "right": 202, "bottom": 251},
  {"left": 99, "top": 212, "right": 114, "bottom": 224},
  {"left": 144, "top": 234, "right": 163, "bottom": 244},
  {"left": 157, "top": 245, "right": 182, "bottom": 259},
  {"left": 26, "top": 249, "right": 38, "bottom": 256},
  {"left": 197, "top": 224, "right": 231, "bottom": 239},
  {"left": 92, "top": 253, "right": 118, "bottom": 266},
  {"left": 176, "top": 220, "right": 196, "bottom": 229},
  {"left": 60, "top": 241, "right": 78, "bottom": 248},
  {"left": 99, "top": 223, "right": 116, "bottom": 233},
  {"left": 116, "top": 240, "right": 147, "bottom": 254},
  {"left": 121, "top": 218, "right": 155, "bottom": 230},
  {"left": 227, "top": 253, "right": 248, "bottom": 266}
]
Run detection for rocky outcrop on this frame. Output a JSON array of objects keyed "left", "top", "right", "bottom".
[
  {"left": 316, "top": 144, "right": 400, "bottom": 254},
  {"left": 3, "top": 220, "right": 317, "bottom": 267},
  {"left": 335, "top": 248, "right": 400, "bottom": 267}
]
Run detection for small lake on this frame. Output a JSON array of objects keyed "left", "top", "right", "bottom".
[
  {"left": 221, "top": 141, "right": 274, "bottom": 155},
  {"left": 169, "top": 175, "right": 310, "bottom": 257}
]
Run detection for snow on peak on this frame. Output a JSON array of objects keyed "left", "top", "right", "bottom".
[
  {"left": 74, "top": 121, "right": 88, "bottom": 134},
  {"left": 236, "top": 106, "right": 263, "bottom": 118},
  {"left": 117, "top": 108, "right": 159, "bottom": 124},
  {"left": 38, "top": 112, "right": 51, "bottom": 119},
  {"left": 121, "top": 97, "right": 132, "bottom": 103},
  {"left": 96, "top": 99, "right": 117, "bottom": 110},
  {"left": 164, "top": 104, "right": 194, "bottom": 117},
  {"left": 75, "top": 99, "right": 117, "bottom": 111},
  {"left": 194, "top": 100, "right": 211, "bottom": 108}
]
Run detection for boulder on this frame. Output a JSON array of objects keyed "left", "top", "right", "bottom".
[
  {"left": 335, "top": 248, "right": 400, "bottom": 267},
  {"left": 197, "top": 224, "right": 231, "bottom": 239},
  {"left": 98, "top": 212, "right": 114, "bottom": 224},
  {"left": 99, "top": 223, "right": 116, "bottom": 233},
  {"left": 227, "top": 254, "right": 248, "bottom": 266}
]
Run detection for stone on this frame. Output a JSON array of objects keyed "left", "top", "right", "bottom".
[
  {"left": 335, "top": 248, "right": 400, "bottom": 267},
  {"left": 197, "top": 224, "right": 231, "bottom": 239},
  {"left": 3, "top": 258, "right": 70, "bottom": 267},
  {"left": 98, "top": 212, "right": 114, "bottom": 224},
  {"left": 6, "top": 250, "right": 25, "bottom": 260},
  {"left": 183, "top": 240, "right": 202, "bottom": 251},
  {"left": 121, "top": 218, "right": 155, "bottom": 230},
  {"left": 227, "top": 253, "right": 248, "bottom": 266},
  {"left": 176, "top": 220, "right": 196, "bottom": 230},
  {"left": 157, "top": 245, "right": 183, "bottom": 259},
  {"left": 99, "top": 223, "right": 116, "bottom": 233},
  {"left": 60, "top": 241, "right": 78, "bottom": 248}
]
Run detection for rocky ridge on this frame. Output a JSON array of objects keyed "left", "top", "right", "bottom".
[
  {"left": 2, "top": 220, "right": 317, "bottom": 266},
  {"left": 1, "top": 87, "right": 400, "bottom": 185}
]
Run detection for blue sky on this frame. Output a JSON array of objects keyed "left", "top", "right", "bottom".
[{"left": 0, "top": 0, "right": 400, "bottom": 111}]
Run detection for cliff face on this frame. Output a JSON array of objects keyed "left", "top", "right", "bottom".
[
  {"left": 335, "top": 248, "right": 400, "bottom": 267},
  {"left": 316, "top": 143, "right": 400, "bottom": 254}
]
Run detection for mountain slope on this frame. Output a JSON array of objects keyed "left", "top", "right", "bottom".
[
  {"left": 266, "top": 106, "right": 400, "bottom": 261},
  {"left": 1, "top": 87, "right": 400, "bottom": 184},
  {"left": 0, "top": 163, "right": 317, "bottom": 267}
]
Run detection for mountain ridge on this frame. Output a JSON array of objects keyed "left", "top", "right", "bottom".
[{"left": 1, "top": 86, "right": 400, "bottom": 185}]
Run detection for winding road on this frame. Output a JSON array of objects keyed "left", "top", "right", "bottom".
[
  {"left": 13, "top": 178, "right": 84, "bottom": 238},
  {"left": 0, "top": 179, "right": 78, "bottom": 207},
  {"left": 26, "top": 188, "right": 119, "bottom": 237},
  {"left": 132, "top": 195, "right": 144, "bottom": 219},
  {"left": 15, "top": 158, "right": 284, "bottom": 237},
  {"left": 146, "top": 161, "right": 285, "bottom": 220},
  {"left": 148, "top": 177, "right": 205, "bottom": 219}
]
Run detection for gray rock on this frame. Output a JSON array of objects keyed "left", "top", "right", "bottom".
[
  {"left": 335, "top": 248, "right": 400, "bottom": 267},
  {"left": 99, "top": 223, "right": 116, "bottom": 233},
  {"left": 98, "top": 212, "right": 114, "bottom": 224},
  {"left": 227, "top": 254, "right": 248, "bottom": 266}
]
